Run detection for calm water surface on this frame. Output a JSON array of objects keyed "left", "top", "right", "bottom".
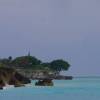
[{"left": 0, "top": 78, "right": 100, "bottom": 100}]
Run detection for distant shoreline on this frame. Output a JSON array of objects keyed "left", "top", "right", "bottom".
[{"left": 74, "top": 76, "right": 100, "bottom": 78}]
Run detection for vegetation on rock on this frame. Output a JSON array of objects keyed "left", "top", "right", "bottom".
[
  {"left": 0, "top": 55, "right": 70, "bottom": 72},
  {"left": 0, "top": 55, "right": 71, "bottom": 79}
]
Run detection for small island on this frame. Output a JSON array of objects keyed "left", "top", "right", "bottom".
[{"left": 0, "top": 54, "right": 72, "bottom": 89}]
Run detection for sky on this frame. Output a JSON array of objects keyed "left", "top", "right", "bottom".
[{"left": 0, "top": 0, "right": 100, "bottom": 76}]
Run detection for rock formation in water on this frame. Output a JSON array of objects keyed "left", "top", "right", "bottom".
[
  {"left": 0, "top": 67, "right": 31, "bottom": 89},
  {"left": 35, "top": 79, "right": 54, "bottom": 86}
]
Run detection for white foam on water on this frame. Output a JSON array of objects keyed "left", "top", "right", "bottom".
[{"left": 3, "top": 84, "right": 14, "bottom": 90}]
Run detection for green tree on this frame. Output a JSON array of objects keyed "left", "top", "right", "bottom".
[
  {"left": 50, "top": 59, "right": 70, "bottom": 73},
  {"left": 12, "top": 56, "right": 41, "bottom": 68},
  {"left": 8, "top": 56, "right": 12, "bottom": 61}
]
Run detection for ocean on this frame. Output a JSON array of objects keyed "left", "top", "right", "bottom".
[{"left": 0, "top": 78, "right": 100, "bottom": 100}]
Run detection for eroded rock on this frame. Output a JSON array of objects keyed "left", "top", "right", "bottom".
[
  {"left": 0, "top": 67, "right": 31, "bottom": 89},
  {"left": 35, "top": 79, "right": 54, "bottom": 86}
]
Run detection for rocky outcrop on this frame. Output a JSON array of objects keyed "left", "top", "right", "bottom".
[
  {"left": 16, "top": 69, "right": 73, "bottom": 80},
  {"left": 0, "top": 67, "right": 31, "bottom": 89},
  {"left": 35, "top": 79, "right": 54, "bottom": 86}
]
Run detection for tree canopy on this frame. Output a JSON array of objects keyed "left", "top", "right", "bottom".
[
  {"left": 0, "top": 56, "right": 71, "bottom": 73},
  {"left": 12, "top": 56, "right": 41, "bottom": 68},
  {"left": 50, "top": 59, "right": 70, "bottom": 72}
]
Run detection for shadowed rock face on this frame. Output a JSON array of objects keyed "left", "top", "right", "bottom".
[
  {"left": 0, "top": 67, "right": 31, "bottom": 89},
  {"left": 35, "top": 79, "right": 54, "bottom": 86}
]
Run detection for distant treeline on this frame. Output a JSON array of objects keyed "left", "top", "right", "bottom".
[{"left": 0, "top": 55, "right": 70, "bottom": 73}]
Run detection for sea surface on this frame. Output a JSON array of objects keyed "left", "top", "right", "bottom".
[{"left": 0, "top": 77, "right": 100, "bottom": 100}]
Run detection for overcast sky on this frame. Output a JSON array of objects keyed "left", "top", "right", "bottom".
[{"left": 0, "top": 0, "right": 100, "bottom": 76}]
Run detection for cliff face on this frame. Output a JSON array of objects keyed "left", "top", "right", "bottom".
[
  {"left": 16, "top": 69, "right": 54, "bottom": 79},
  {"left": 0, "top": 67, "right": 31, "bottom": 89},
  {"left": 16, "top": 69, "right": 73, "bottom": 80}
]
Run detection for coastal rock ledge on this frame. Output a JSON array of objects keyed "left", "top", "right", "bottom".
[
  {"left": 0, "top": 67, "right": 31, "bottom": 89},
  {"left": 35, "top": 79, "right": 54, "bottom": 86}
]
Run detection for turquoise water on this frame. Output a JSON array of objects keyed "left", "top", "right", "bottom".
[{"left": 0, "top": 78, "right": 100, "bottom": 100}]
